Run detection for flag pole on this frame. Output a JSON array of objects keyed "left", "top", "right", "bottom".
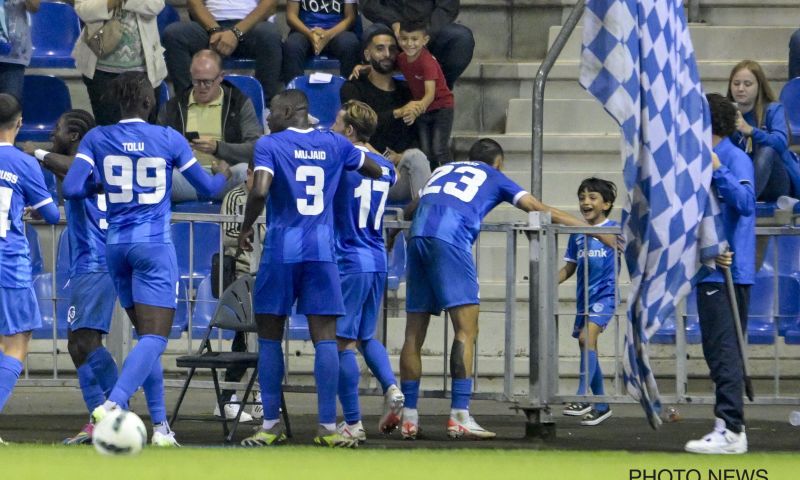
[{"left": 723, "top": 265, "right": 755, "bottom": 401}]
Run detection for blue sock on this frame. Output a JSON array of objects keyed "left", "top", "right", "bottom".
[
  {"left": 588, "top": 350, "right": 609, "bottom": 412},
  {"left": 0, "top": 353, "right": 23, "bottom": 412},
  {"left": 401, "top": 380, "right": 420, "bottom": 409},
  {"left": 451, "top": 378, "right": 473, "bottom": 410},
  {"left": 142, "top": 359, "right": 166, "bottom": 424},
  {"left": 338, "top": 349, "right": 360, "bottom": 424},
  {"left": 576, "top": 348, "right": 588, "bottom": 396},
  {"left": 108, "top": 335, "right": 167, "bottom": 407},
  {"left": 77, "top": 363, "right": 106, "bottom": 413},
  {"left": 314, "top": 340, "right": 339, "bottom": 425},
  {"left": 358, "top": 339, "right": 396, "bottom": 393},
  {"left": 258, "top": 339, "right": 284, "bottom": 421},
  {"left": 86, "top": 347, "right": 118, "bottom": 398}
]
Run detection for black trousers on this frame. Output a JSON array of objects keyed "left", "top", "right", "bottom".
[{"left": 696, "top": 282, "right": 750, "bottom": 433}]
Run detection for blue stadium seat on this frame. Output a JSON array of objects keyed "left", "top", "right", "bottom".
[
  {"left": 172, "top": 222, "right": 221, "bottom": 279},
  {"left": 747, "top": 271, "right": 775, "bottom": 345},
  {"left": 222, "top": 55, "right": 255, "bottom": 71},
  {"left": 287, "top": 309, "right": 311, "bottom": 341},
  {"left": 778, "top": 274, "right": 800, "bottom": 335},
  {"left": 190, "top": 275, "right": 233, "bottom": 339},
  {"left": 287, "top": 74, "right": 346, "bottom": 130},
  {"left": 780, "top": 77, "right": 800, "bottom": 145},
  {"left": 305, "top": 55, "right": 340, "bottom": 72},
  {"left": 755, "top": 202, "right": 777, "bottom": 218},
  {"left": 29, "top": 2, "right": 80, "bottom": 68},
  {"left": 387, "top": 232, "right": 406, "bottom": 291},
  {"left": 172, "top": 200, "right": 221, "bottom": 214},
  {"left": 223, "top": 74, "right": 265, "bottom": 127},
  {"left": 775, "top": 235, "right": 800, "bottom": 276},
  {"left": 652, "top": 289, "right": 701, "bottom": 344},
  {"left": 18, "top": 75, "right": 71, "bottom": 142},
  {"left": 157, "top": 4, "right": 180, "bottom": 35},
  {"left": 158, "top": 81, "right": 170, "bottom": 108}
]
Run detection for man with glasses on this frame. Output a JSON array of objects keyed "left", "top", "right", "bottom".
[{"left": 159, "top": 50, "right": 263, "bottom": 202}]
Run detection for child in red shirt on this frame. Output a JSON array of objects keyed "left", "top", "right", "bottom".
[{"left": 395, "top": 19, "right": 455, "bottom": 168}]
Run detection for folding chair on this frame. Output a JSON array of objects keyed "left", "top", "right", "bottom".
[{"left": 170, "top": 275, "right": 291, "bottom": 442}]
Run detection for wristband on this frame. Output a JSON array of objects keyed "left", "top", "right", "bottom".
[
  {"left": 34, "top": 149, "right": 49, "bottom": 162},
  {"left": 231, "top": 26, "right": 245, "bottom": 42},
  {"left": 207, "top": 26, "right": 222, "bottom": 35}
]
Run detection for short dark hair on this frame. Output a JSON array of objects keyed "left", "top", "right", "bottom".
[
  {"left": 340, "top": 100, "right": 377, "bottom": 142},
  {"left": 706, "top": 93, "right": 738, "bottom": 138},
  {"left": 110, "top": 72, "right": 155, "bottom": 117},
  {"left": 468, "top": 138, "right": 503, "bottom": 165},
  {"left": 577, "top": 177, "right": 617, "bottom": 215},
  {"left": 270, "top": 89, "right": 309, "bottom": 112},
  {"left": 0, "top": 93, "right": 22, "bottom": 130},
  {"left": 399, "top": 18, "right": 428, "bottom": 35},
  {"left": 362, "top": 24, "right": 396, "bottom": 51},
  {"left": 61, "top": 109, "right": 96, "bottom": 141}
]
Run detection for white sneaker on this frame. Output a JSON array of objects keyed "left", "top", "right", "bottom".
[
  {"left": 447, "top": 410, "right": 496, "bottom": 440},
  {"left": 684, "top": 418, "right": 747, "bottom": 454},
  {"left": 213, "top": 395, "right": 254, "bottom": 422},
  {"left": 250, "top": 391, "right": 263, "bottom": 420},
  {"left": 337, "top": 420, "right": 367, "bottom": 444},
  {"left": 151, "top": 429, "right": 181, "bottom": 447},
  {"left": 400, "top": 408, "right": 419, "bottom": 440},
  {"left": 378, "top": 385, "right": 405, "bottom": 433}
]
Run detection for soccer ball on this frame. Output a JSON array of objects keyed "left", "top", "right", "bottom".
[{"left": 93, "top": 409, "right": 147, "bottom": 456}]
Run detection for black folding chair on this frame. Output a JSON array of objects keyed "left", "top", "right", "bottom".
[{"left": 170, "top": 274, "right": 291, "bottom": 442}]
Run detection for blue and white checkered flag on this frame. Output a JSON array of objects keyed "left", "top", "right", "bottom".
[{"left": 579, "top": 0, "right": 726, "bottom": 428}]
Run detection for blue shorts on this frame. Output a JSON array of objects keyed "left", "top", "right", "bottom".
[
  {"left": 254, "top": 261, "right": 345, "bottom": 316},
  {"left": 67, "top": 272, "right": 116, "bottom": 334},
  {"left": 0, "top": 286, "right": 42, "bottom": 335},
  {"left": 106, "top": 243, "right": 179, "bottom": 310},
  {"left": 572, "top": 298, "right": 616, "bottom": 338},
  {"left": 406, "top": 237, "right": 479, "bottom": 315},
  {"left": 337, "top": 272, "right": 386, "bottom": 341}
]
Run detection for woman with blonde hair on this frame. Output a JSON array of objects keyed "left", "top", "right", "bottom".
[{"left": 726, "top": 59, "right": 800, "bottom": 201}]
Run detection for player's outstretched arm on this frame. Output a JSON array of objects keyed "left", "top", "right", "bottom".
[
  {"left": 62, "top": 156, "right": 95, "bottom": 199},
  {"left": 36, "top": 152, "right": 74, "bottom": 179},
  {"left": 34, "top": 201, "right": 60, "bottom": 224},
  {"left": 238, "top": 169, "right": 272, "bottom": 252},
  {"left": 182, "top": 162, "right": 228, "bottom": 199},
  {"left": 358, "top": 155, "right": 383, "bottom": 179},
  {"left": 515, "top": 193, "right": 618, "bottom": 249}
]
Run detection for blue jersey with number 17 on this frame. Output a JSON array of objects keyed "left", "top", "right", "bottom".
[
  {"left": 66, "top": 193, "right": 108, "bottom": 276},
  {"left": 410, "top": 161, "right": 527, "bottom": 252},
  {"left": 254, "top": 127, "right": 365, "bottom": 264},
  {"left": 334, "top": 146, "right": 396, "bottom": 274},
  {"left": 74, "top": 119, "right": 196, "bottom": 244}
]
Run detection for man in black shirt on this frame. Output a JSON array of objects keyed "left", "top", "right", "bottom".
[{"left": 340, "top": 25, "right": 431, "bottom": 204}]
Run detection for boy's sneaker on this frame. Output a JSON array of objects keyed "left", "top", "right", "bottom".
[
  {"left": 447, "top": 411, "right": 496, "bottom": 440},
  {"left": 580, "top": 407, "right": 612, "bottom": 426},
  {"left": 151, "top": 430, "right": 181, "bottom": 447},
  {"left": 313, "top": 425, "right": 358, "bottom": 448},
  {"left": 378, "top": 385, "right": 405, "bottom": 433},
  {"left": 63, "top": 423, "right": 94, "bottom": 445},
  {"left": 250, "top": 391, "right": 263, "bottom": 420},
  {"left": 337, "top": 421, "right": 367, "bottom": 444},
  {"left": 563, "top": 402, "right": 592, "bottom": 416},
  {"left": 685, "top": 418, "right": 747, "bottom": 454},
  {"left": 400, "top": 408, "right": 419, "bottom": 440},
  {"left": 240, "top": 422, "right": 287, "bottom": 447},
  {"left": 213, "top": 395, "right": 254, "bottom": 422}
]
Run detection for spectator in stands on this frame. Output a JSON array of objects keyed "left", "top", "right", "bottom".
[
  {"left": 340, "top": 25, "right": 431, "bottom": 204},
  {"left": 162, "top": 0, "right": 283, "bottom": 103},
  {"left": 0, "top": 0, "right": 39, "bottom": 102},
  {"left": 395, "top": 19, "right": 454, "bottom": 168},
  {"left": 789, "top": 28, "right": 800, "bottom": 80},
  {"left": 158, "top": 50, "right": 261, "bottom": 202},
  {"left": 73, "top": 0, "right": 166, "bottom": 126},
  {"left": 727, "top": 60, "right": 800, "bottom": 202},
  {"left": 360, "top": 0, "right": 474, "bottom": 89},
  {"left": 282, "top": 0, "right": 360, "bottom": 82}
]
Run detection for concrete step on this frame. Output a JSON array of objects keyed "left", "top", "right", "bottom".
[{"left": 506, "top": 98, "right": 619, "bottom": 135}]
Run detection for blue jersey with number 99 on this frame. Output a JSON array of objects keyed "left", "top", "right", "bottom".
[
  {"left": 410, "top": 161, "right": 527, "bottom": 252},
  {"left": 254, "top": 127, "right": 365, "bottom": 264},
  {"left": 73, "top": 119, "right": 196, "bottom": 244}
]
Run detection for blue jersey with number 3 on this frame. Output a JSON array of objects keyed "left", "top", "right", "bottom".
[
  {"left": 0, "top": 144, "right": 56, "bottom": 287},
  {"left": 74, "top": 119, "right": 196, "bottom": 244},
  {"left": 254, "top": 127, "right": 365, "bottom": 264},
  {"left": 334, "top": 146, "right": 396, "bottom": 274},
  {"left": 410, "top": 161, "right": 527, "bottom": 251}
]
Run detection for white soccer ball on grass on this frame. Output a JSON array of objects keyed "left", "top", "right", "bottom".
[{"left": 93, "top": 409, "right": 147, "bottom": 456}]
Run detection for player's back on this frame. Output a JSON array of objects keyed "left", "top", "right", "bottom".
[
  {"left": 334, "top": 147, "right": 396, "bottom": 273},
  {"left": 76, "top": 120, "right": 194, "bottom": 244},
  {"left": 410, "top": 161, "right": 526, "bottom": 251},
  {"left": 254, "top": 127, "right": 364, "bottom": 263},
  {"left": 65, "top": 194, "right": 108, "bottom": 276},
  {"left": 0, "top": 145, "right": 53, "bottom": 287}
]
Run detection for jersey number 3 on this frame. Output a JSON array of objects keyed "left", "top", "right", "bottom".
[{"left": 104, "top": 155, "right": 167, "bottom": 205}]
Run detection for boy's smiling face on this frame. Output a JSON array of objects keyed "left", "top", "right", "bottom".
[
  {"left": 578, "top": 189, "right": 612, "bottom": 225},
  {"left": 398, "top": 29, "right": 429, "bottom": 59}
]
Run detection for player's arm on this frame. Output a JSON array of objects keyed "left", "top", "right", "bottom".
[
  {"left": 558, "top": 262, "right": 576, "bottom": 284},
  {"left": 62, "top": 155, "right": 96, "bottom": 199},
  {"left": 238, "top": 169, "right": 272, "bottom": 252},
  {"left": 35, "top": 150, "right": 75, "bottom": 179},
  {"left": 181, "top": 161, "right": 228, "bottom": 198},
  {"left": 515, "top": 193, "right": 618, "bottom": 250}
]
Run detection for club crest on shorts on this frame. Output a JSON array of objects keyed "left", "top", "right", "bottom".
[
  {"left": 68, "top": 305, "right": 77, "bottom": 323},
  {"left": 592, "top": 303, "right": 604, "bottom": 313}
]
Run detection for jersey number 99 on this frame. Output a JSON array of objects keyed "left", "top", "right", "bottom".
[{"left": 104, "top": 156, "right": 167, "bottom": 205}]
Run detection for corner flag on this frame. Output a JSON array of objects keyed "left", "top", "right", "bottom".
[{"left": 579, "top": 0, "right": 726, "bottom": 428}]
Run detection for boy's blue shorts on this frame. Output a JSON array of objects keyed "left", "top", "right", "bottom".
[
  {"left": 406, "top": 237, "right": 479, "bottom": 315},
  {"left": 572, "top": 298, "right": 616, "bottom": 338}
]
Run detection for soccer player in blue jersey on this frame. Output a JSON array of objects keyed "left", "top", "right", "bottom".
[
  {"left": 63, "top": 72, "right": 227, "bottom": 447},
  {"left": 0, "top": 94, "right": 61, "bottom": 444},
  {"left": 238, "top": 90, "right": 382, "bottom": 448},
  {"left": 331, "top": 100, "right": 404, "bottom": 442},
  {"left": 558, "top": 177, "right": 618, "bottom": 426},
  {"left": 398, "top": 138, "right": 618, "bottom": 440}
]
